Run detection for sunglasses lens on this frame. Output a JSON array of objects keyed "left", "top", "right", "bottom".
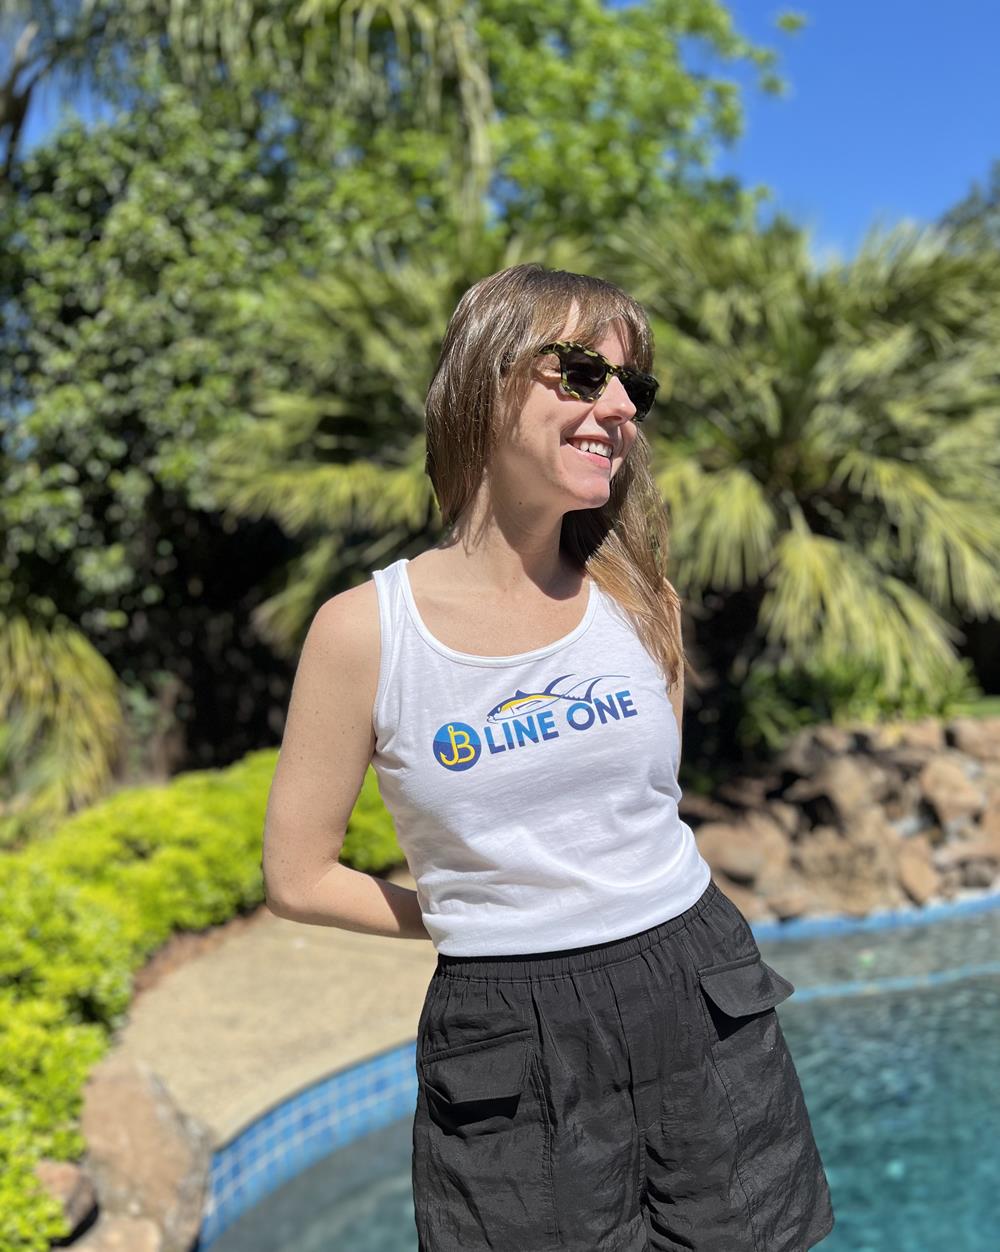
[
  {"left": 623, "top": 376, "right": 657, "bottom": 418},
  {"left": 562, "top": 351, "right": 608, "bottom": 398}
]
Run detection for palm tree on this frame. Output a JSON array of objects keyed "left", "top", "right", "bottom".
[{"left": 603, "top": 212, "right": 1000, "bottom": 756}]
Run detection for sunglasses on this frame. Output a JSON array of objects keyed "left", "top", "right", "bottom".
[{"left": 535, "top": 341, "right": 659, "bottom": 422}]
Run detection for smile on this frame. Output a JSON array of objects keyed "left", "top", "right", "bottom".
[{"left": 565, "top": 436, "right": 613, "bottom": 465}]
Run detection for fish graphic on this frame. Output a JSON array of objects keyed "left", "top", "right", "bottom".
[{"left": 486, "top": 673, "right": 629, "bottom": 722}]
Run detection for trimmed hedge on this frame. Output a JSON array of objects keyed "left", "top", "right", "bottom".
[{"left": 0, "top": 749, "right": 403, "bottom": 1252}]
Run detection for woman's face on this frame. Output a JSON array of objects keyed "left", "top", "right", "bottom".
[{"left": 489, "top": 321, "right": 640, "bottom": 519}]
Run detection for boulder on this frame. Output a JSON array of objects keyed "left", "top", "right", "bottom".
[
  {"left": 784, "top": 756, "right": 882, "bottom": 829},
  {"left": 882, "top": 777, "right": 923, "bottom": 825},
  {"left": 792, "top": 813, "right": 904, "bottom": 916},
  {"left": 690, "top": 716, "right": 1000, "bottom": 919},
  {"left": 73, "top": 1215, "right": 163, "bottom": 1251},
  {"left": 980, "top": 796, "right": 1000, "bottom": 841},
  {"left": 960, "top": 859, "right": 999, "bottom": 889},
  {"left": 775, "top": 728, "right": 828, "bottom": 779},
  {"left": 919, "top": 756, "right": 986, "bottom": 830},
  {"left": 695, "top": 823, "right": 767, "bottom": 885},
  {"left": 932, "top": 823, "right": 1000, "bottom": 869},
  {"left": 897, "top": 835, "right": 940, "bottom": 905},
  {"left": 80, "top": 1055, "right": 212, "bottom": 1252},
  {"left": 896, "top": 719, "right": 946, "bottom": 752},
  {"left": 33, "top": 1158, "right": 97, "bottom": 1241},
  {"left": 947, "top": 716, "right": 1000, "bottom": 763},
  {"left": 762, "top": 800, "right": 800, "bottom": 837},
  {"left": 744, "top": 812, "right": 792, "bottom": 882},
  {"left": 757, "top": 872, "right": 818, "bottom": 921},
  {"left": 811, "top": 725, "right": 857, "bottom": 754},
  {"left": 715, "top": 774, "right": 772, "bottom": 809},
  {"left": 678, "top": 791, "right": 737, "bottom": 826},
  {"left": 710, "top": 873, "right": 774, "bottom": 921}
]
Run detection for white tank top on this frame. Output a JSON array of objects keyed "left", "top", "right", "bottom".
[{"left": 370, "top": 557, "right": 711, "bottom": 955}]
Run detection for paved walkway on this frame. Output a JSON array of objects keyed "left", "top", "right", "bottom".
[{"left": 114, "top": 867, "right": 436, "bottom": 1146}]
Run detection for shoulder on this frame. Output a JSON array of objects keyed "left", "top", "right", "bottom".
[{"left": 306, "top": 578, "right": 381, "bottom": 675}]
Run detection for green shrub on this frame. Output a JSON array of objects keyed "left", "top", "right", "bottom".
[
  {"left": 339, "top": 765, "right": 405, "bottom": 872},
  {"left": 738, "top": 652, "right": 982, "bottom": 754},
  {"left": 0, "top": 748, "right": 404, "bottom": 1251}
]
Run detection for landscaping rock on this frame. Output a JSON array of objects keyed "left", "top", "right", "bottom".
[
  {"left": 709, "top": 872, "right": 773, "bottom": 921},
  {"left": 897, "top": 834, "right": 940, "bottom": 905},
  {"left": 790, "top": 811, "right": 904, "bottom": 916},
  {"left": 812, "top": 725, "right": 856, "bottom": 754},
  {"left": 73, "top": 1215, "right": 162, "bottom": 1252},
  {"left": 783, "top": 756, "right": 879, "bottom": 829},
  {"left": 897, "top": 719, "right": 946, "bottom": 752},
  {"left": 919, "top": 756, "right": 987, "bottom": 828},
  {"left": 763, "top": 800, "right": 801, "bottom": 837},
  {"left": 948, "top": 716, "right": 1000, "bottom": 763},
  {"left": 80, "top": 1055, "right": 212, "bottom": 1252},
  {"left": 758, "top": 873, "right": 817, "bottom": 921},
  {"left": 676, "top": 718, "right": 1000, "bottom": 922},
  {"left": 694, "top": 822, "right": 768, "bottom": 884},
  {"left": 961, "top": 859, "right": 999, "bottom": 889},
  {"left": 33, "top": 1158, "right": 97, "bottom": 1241},
  {"left": 678, "top": 791, "right": 736, "bottom": 825}
]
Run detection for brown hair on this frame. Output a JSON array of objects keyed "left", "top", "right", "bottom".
[{"left": 424, "top": 262, "right": 686, "bottom": 690}]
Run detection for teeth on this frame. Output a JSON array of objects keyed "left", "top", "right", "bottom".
[{"left": 569, "top": 438, "right": 612, "bottom": 458}]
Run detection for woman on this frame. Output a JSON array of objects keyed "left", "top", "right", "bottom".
[{"left": 262, "top": 263, "right": 835, "bottom": 1251}]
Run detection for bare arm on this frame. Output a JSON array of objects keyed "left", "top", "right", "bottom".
[{"left": 261, "top": 581, "right": 431, "bottom": 941}]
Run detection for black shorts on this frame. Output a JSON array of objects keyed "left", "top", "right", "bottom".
[{"left": 411, "top": 877, "right": 835, "bottom": 1251}]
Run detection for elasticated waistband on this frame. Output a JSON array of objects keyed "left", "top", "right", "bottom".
[{"left": 433, "top": 878, "right": 720, "bottom": 981}]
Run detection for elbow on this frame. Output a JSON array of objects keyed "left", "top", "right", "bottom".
[
  {"left": 264, "top": 891, "right": 292, "bottom": 919},
  {"left": 261, "top": 860, "right": 300, "bottom": 920},
  {"left": 262, "top": 866, "right": 307, "bottom": 919}
]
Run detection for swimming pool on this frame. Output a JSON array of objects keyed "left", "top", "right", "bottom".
[{"left": 199, "top": 892, "right": 1000, "bottom": 1251}]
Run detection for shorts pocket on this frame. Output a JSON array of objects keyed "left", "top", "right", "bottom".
[
  {"left": 420, "top": 1026, "right": 533, "bottom": 1136},
  {"left": 414, "top": 1027, "right": 561, "bottom": 1249},
  {"left": 698, "top": 951, "right": 795, "bottom": 1042},
  {"left": 696, "top": 951, "right": 806, "bottom": 1219}
]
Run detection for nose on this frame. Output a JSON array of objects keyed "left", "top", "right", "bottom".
[{"left": 595, "top": 374, "right": 637, "bottom": 422}]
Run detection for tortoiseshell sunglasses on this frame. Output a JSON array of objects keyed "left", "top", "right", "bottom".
[{"left": 536, "top": 340, "right": 659, "bottom": 422}]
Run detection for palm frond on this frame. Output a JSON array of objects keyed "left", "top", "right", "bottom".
[
  {"left": 833, "top": 449, "right": 1000, "bottom": 616},
  {"left": 0, "top": 615, "right": 125, "bottom": 839},
  {"left": 661, "top": 463, "right": 778, "bottom": 591},
  {"left": 760, "top": 518, "right": 961, "bottom": 698}
]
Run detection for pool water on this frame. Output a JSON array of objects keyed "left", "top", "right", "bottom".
[{"left": 210, "top": 904, "right": 1000, "bottom": 1252}]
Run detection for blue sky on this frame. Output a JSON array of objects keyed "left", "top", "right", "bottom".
[
  {"left": 18, "top": 1, "right": 999, "bottom": 263},
  {"left": 713, "top": 1, "right": 998, "bottom": 261}
]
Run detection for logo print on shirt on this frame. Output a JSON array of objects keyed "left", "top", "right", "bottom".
[
  {"left": 433, "top": 672, "right": 637, "bottom": 770},
  {"left": 486, "top": 673, "right": 628, "bottom": 721},
  {"left": 432, "top": 722, "right": 481, "bottom": 771}
]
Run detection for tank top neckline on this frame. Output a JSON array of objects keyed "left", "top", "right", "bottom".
[{"left": 398, "top": 556, "right": 600, "bottom": 668}]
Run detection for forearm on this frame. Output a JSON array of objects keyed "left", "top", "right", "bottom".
[{"left": 266, "top": 861, "right": 432, "bottom": 941}]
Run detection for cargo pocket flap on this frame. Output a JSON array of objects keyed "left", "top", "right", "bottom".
[
  {"left": 699, "top": 953, "right": 795, "bottom": 1017},
  {"left": 422, "top": 1029, "right": 530, "bottom": 1104}
]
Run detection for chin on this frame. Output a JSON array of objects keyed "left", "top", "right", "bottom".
[{"left": 567, "top": 486, "right": 612, "bottom": 512}]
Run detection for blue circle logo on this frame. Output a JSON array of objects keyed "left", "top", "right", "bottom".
[{"left": 432, "top": 722, "right": 481, "bottom": 771}]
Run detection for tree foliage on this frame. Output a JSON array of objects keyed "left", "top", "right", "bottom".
[
  {"left": 939, "top": 157, "right": 1000, "bottom": 249},
  {"left": 604, "top": 213, "right": 1000, "bottom": 759},
  {"left": 1, "top": 2, "right": 799, "bottom": 830}
]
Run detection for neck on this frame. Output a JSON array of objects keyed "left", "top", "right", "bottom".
[{"left": 436, "top": 492, "right": 582, "bottom": 597}]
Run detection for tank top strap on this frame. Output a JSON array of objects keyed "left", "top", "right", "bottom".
[{"left": 370, "top": 560, "right": 411, "bottom": 741}]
